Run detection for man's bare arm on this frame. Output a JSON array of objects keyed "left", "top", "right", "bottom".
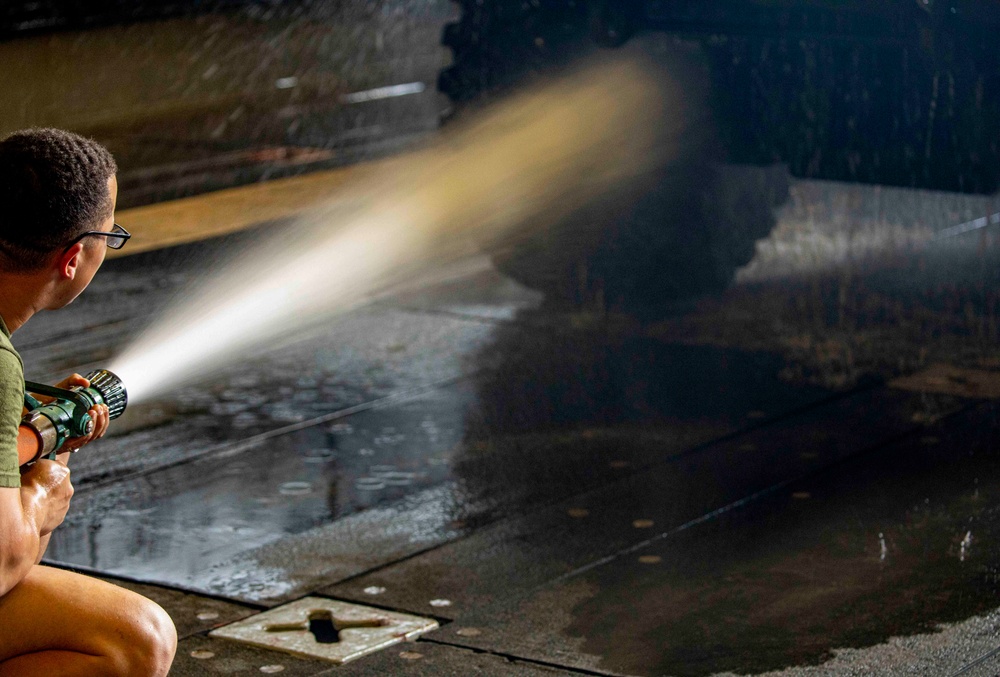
[
  {"left": 0, "top": 488, "right": 38, "bottom": 596},
  {"left": 0, "top": 461, "right": 72, "bottom": 597}
]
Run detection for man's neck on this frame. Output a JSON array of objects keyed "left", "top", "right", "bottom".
[{"left": 0, "top": 271, "right": 50, "bottom": 334}]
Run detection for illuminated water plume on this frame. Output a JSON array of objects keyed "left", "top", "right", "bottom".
[{"left": 110, "top": 56, "right": 683, "bottom": 403}]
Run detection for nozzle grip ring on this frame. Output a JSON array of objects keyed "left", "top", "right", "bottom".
[{"left": 21, "top": 411, "right": 60, "bottom": 463}]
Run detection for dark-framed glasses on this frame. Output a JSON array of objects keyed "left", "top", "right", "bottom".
[{"left": 65, "top": 223, "right": 131, "bottom": 251}]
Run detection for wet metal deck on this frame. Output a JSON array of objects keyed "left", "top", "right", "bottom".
[{"left": 20, "top": 180, "right": 1000, "bottom": 675}]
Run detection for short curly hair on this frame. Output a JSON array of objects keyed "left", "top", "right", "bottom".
[{"left": 0, "top": 128, "right": 117, "bottom": 272}]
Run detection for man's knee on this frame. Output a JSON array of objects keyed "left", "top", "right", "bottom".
[
  {"left": 114, "top": 596, "right": 177, "bottom": 677},
  {"left": 0, "top": 567, "right": 177, "bottom": 676}
]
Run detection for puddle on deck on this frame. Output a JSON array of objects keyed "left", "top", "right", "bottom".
[{"left": 47, "top": 340, "right": 831, "bottom": 591}]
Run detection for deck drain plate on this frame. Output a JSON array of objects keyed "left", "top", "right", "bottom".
[{"left": 209, "top": 597, "right": 438, "bottom": 664}]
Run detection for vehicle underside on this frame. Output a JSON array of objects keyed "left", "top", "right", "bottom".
[
  {"left": 437, "top": 0, "right": 1000, "bottom": 307},
  {"left": 441, "top": 0, "right": 1000, "bottom": 194}
]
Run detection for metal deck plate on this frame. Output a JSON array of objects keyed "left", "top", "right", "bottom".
[
  {"left": 890, "top": 363, "right": 1000, "bottom": 399},
  {"left": 209, "top": 597, "right": 439, "bottom": 664}
]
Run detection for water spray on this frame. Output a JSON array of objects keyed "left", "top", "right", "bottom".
[
  {"left": 109, "top": 54, "right": 684, "bottom": 403},
  {"left": 19, "top": 369, "right": 128, "bottom": 465}
]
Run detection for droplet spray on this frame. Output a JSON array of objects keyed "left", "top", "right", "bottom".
[{"left": 109, "top": 55, "right": 685, "bottom": 403}]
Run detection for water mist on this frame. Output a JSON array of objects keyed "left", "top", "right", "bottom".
[{"left": 109, "top": 55, "right": 686, "bottom": 403}]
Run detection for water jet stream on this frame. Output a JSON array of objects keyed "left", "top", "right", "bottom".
[{"left": 109, "top": 56, "right": 683, "bottom": 403}]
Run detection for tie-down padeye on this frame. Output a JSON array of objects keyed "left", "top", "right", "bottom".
[{"left": 209, "top": 597, "right": 439, "bottom": 664}]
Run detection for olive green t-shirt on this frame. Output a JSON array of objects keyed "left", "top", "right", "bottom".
[{"left": 0, "top": 314, "right": 23, "bottom": 488}]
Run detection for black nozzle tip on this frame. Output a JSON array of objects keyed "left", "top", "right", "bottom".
[{"left": 84, "top": 369, "right": 128, "bottom": 419}]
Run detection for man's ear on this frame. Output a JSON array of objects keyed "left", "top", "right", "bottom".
[{"left": 55, "top": 242, "right": 84, "bottom": 280}]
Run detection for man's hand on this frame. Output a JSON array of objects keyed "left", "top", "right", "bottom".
[
  {"left": 53, "top": 373, "right": 110, "bottom": 452},
  {"left": 19, "top": 460, "right": 73, "bottom": 536}
]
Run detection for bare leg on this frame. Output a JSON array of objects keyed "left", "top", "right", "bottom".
[{"left": 0, "top": 565, "right": 176, "bottom": 677}]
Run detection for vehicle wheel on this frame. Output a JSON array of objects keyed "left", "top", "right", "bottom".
[
  {"left": 438, "top": 0, "right": 589, "bottom": 103},
  {"left": 439, "top": 9, "right": 789, "bottom": 313}
]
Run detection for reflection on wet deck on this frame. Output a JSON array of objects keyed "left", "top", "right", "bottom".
[
  {"left": 26, "top": 158, "right": 1000, "bottom": 675},
  {"left": 4, "top": 1, "right": 1000, "bottom": 672}
]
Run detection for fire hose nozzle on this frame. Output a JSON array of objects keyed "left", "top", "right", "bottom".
[{"left": 20, "top": 368, "right": 128, "bottom": 464}]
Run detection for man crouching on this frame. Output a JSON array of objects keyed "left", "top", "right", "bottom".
[{"left": 0, "top": 129, "right": 176, "bottom": 676}]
